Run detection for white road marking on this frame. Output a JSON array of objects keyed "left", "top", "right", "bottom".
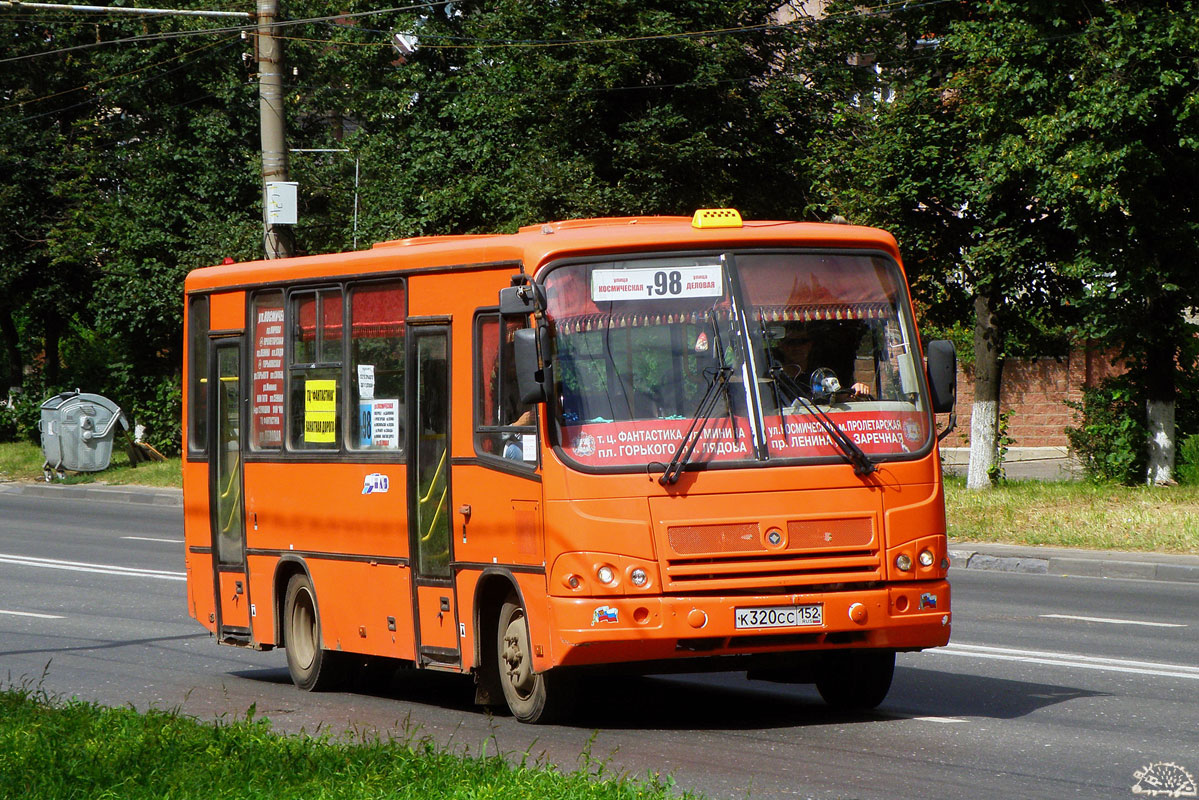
[
  {"left": 936, "top": 643, "right": 1199, "bottom": 681},
  {"left": 0, "top": 609, "right": 65, "bottom": 619},
  {"left": 910, "top": 716, "right": 967, "bottom": 724},
  {"left": 122, "top": 536, "right": 183, "bottom": 544},
  {"left": 1039, "top": 613, "right": 1186, "bottom": 628},
  {"left": 0, "top": 552, "right": 185, "bottom": 581}
]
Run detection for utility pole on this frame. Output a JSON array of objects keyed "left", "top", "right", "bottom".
[
  {"left": 255, "top": 0, "right": 294, "bottom": 259},
  {"left": 2, "top": 0, "right": 295, "bottom": 260}
]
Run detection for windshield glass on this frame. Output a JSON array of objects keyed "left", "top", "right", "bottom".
[{"left": 542, "top": 251, "right": 931, "bottom": 471}]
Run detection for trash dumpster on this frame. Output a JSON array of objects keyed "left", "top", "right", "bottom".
[{"left": 38, "top": 390, "right": 130, "bottom": 481}]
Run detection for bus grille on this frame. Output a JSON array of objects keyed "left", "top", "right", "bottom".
[{"left": 663, "top": 519, "right": 880, "bottom": 592}]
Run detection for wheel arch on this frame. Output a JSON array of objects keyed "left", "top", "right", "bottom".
[
  {"left": 272, "top": 556, "right": 313, "bottom": 649},
  {"left": 470, "top": 569, "right": 525, "bottom": 705}
]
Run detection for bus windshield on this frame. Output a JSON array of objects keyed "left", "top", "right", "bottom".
[{"left": 542, "top": 250, "right": 932, "bottom": 471}]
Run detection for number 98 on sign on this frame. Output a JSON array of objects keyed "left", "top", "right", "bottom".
[{"left": 590, "top": 265, "right": 723, "bottom": 302}]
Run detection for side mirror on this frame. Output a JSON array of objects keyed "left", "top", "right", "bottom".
[
  {"left": 499, "top": 283, "right": 543, "bottom": 316},
  {"left": 925, "top": 339, "right": 957, "bottom": 414},
  {"left": 513, "top": 327, "right": 549, "bottom": 404}
]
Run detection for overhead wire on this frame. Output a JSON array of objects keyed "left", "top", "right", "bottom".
[
  {"left": 2, "top": 34, "right": 238, "bottom": 114},
  {"left": 3, "top": 36, "right": 247, "bottom": 126},
  {"left": 2, "top": 0, "right": 1110, "bottom": 132},
  {"left": 0, "top": 1, "right": 451, "bottom": 64},
  {"left": 0, "top": 0, "right": 957, "bottom": 65}
]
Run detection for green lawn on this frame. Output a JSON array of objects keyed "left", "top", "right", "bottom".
[
  {"left": 0, "top": 687, "right": 688, "bottom": 800},
  {"left": 0, "top": 441, "right": 181, "bottom": 488},
  {"left": 944, "top": 476, "right": 1199, "bottom": 554}
]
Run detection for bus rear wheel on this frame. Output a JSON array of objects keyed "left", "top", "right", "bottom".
[
  {"left": 815, "top": 650, "right": 895, "bottom": 711},
  {"left": 496, "top": 597, "right": 572, "bottom": 724},
  {"left": 283, "top": 573, "right": 344, "bottom": 692}
]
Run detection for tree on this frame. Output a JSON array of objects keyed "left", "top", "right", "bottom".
[
  {"left": 0, "top": 9, "right": 102, "bottom": 392},
  {"left": 0, "top": 4, "right": 261, "bottom": 450},
  {"left": 1029, "top": 2, "right": 1199, "bottom": 484},
  {"left": 810, "top": 2, "right": 1092, "bottom": 489},
  {"left": 301, "top": 0, "right": 826, "bottom": 237}
]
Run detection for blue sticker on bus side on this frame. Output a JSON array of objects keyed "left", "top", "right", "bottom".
[{"left": 362, "top": 473, "right": 390, "bottom": 494}]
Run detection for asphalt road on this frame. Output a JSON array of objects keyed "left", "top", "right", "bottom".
[{"left": 0, "top": 485, "right": 1195, "bottom": 799}]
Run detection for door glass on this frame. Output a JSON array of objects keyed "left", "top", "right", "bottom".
[
  {"left": 414, "top": 333, "right": 450, "bottom": 578},
  {"left": 214, "top": 344, "right": 244, "bottom": 565}
]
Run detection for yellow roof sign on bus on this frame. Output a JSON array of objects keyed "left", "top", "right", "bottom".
[{"left": 691, "top": 208, "right": 743, "bottom": 229}]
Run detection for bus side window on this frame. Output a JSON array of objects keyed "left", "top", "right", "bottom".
[
  {"left": 288, "top": 288, "right": 343, "bottom": 450},
  {"left": 249, "top": 291, "right": 285, "bottom": 451},
  {"left": 348, "top": 281, "right": 406, "bottom": 454},
  {"left": 475, "top": 313, "right": 536, "bottom": 464},
  {"left": 186, "top": 294, "right": 210, "bottom": 457}
]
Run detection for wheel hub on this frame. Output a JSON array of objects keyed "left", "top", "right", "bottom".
[{"left": 501, "top": 617, "right": 534, "bottom": 697}]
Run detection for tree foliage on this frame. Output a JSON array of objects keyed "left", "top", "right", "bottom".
[
  {"left": 810, "top": 0, "right": 1199, "bottom": 484},
  {"left": 2, "top": 0, "right": 1198, "bottom": 469}
]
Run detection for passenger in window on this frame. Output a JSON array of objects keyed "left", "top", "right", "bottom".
[{"left": 503, "top": 410, "right": 534, "bottom": 460}]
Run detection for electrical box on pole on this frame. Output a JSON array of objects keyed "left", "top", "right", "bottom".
[{"left": 265, "top": 181, "right": 298, "bottom": 225}]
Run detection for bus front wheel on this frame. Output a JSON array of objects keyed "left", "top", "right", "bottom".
[
  {"left": 496, "top": 597, "right": 571, "bottom": 724},
  {"left": 815, "top": 650, "right": 895, "bottom": 711},
  {"left": 283, "top": 573, "right": 344, "bottom": 692}
]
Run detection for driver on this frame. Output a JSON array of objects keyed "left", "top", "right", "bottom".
[{"left": 771, "top": 324, "right": 871, "bottom": 401}]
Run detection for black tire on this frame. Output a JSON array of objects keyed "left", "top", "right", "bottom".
[
  {"left": 283, "top": 573, "right": 345, "bottom": 691},
  {"left": 496, "top": 597, "right": 572, "bottom": 724},
  {"left": 815, "top": 650, "right": 895, "bottom": 711}
]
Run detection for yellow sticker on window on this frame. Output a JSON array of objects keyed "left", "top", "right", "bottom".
[{"left": 304, "top": 379, "right": 337, "bottom": 443}]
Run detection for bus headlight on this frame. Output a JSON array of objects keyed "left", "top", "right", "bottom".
[
  {"left": 895, "top": 554, "right": 912, "bottom": 572},
  {"left": 630, "top": 568, "right": 648, "bottom": 587},
  {"left": 597, "top": 565, "right": 616, "bottom": 585},
  {"left": 918, "top": 549, "right": 935, "bottom": 567}
]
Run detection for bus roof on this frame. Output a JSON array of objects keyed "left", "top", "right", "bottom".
[{"left": 184, "top": 214, "right": 901, "bottom": 293}]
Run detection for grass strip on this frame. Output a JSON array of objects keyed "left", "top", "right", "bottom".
[
  {"left": 945, "top": 476, "right": 1199, "bottom": 553},
  {"left": 0, "top": 686, "right": 691, "bottom": 800},
  {"left": 0, "top": 441, "right": 181, "bottom": 488}
]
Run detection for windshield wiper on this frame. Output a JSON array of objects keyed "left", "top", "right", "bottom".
[
  {"left": 658, "top": 364, "right": 733, "bottom": 485},
  {"left": 770, "top": 366, "right": 876, "bottom": 477}
]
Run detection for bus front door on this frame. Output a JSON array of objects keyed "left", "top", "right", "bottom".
[
  {"left": 408, "top": 326, "right": 461, "bottom": 668},
  {"left": 209, "top": 338, "right": 251, "bottom": 644}
]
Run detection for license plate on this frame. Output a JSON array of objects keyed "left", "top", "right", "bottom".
[{"left": 734, "top": 604, "right": 823, "bottom": 630}]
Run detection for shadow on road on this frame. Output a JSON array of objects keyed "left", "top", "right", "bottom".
[
  {"left": 229, "top": 660, "right": 1103, "bottom": 731},
  {"left": 886, "top": 665, "right": 1105, "bottom": 720}
]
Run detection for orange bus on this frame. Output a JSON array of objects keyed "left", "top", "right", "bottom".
[{"left": 183, "top": 209, "right": 957, "bottom": 723}]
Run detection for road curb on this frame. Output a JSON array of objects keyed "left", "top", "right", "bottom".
[
  {"left": 0, "top": 481, "right": 182, "bottom": 507},
  {"left": 949, "top": 544, "right": 1199, "bottom": 584}
]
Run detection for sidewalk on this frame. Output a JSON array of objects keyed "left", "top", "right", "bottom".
[
  {"left": 940, "top": 446, "right": 1082, "bottom": 481},
  {"left": 0, "top": 480, "right": 182, "bottom": 507},
  {"left": 948, "top": 541, "right": 1199, "bottom": 584}
]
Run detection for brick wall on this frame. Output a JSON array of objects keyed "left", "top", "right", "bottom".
[{"left": 945, "top": 346, "right": 1125, "bottom": 448}]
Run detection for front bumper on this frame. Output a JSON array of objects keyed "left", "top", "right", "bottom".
[{"left": 547, "top": 580, "right": 951, "bottom": 667}]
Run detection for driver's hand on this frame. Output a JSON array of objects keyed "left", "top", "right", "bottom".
[{"left": 850, "top": 382, "right": 872, "bottom": 398}]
